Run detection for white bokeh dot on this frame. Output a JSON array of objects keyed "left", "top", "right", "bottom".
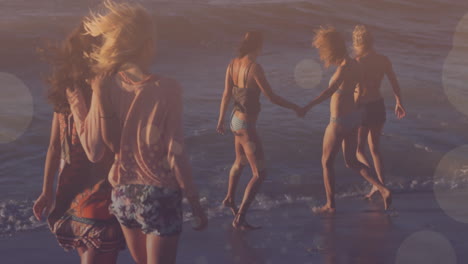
[
  {"left": 139, "top": 124, "right": 161, "bottom": 146},
  {"left": 433, "top": 145, "right": 468, "bottom": 224},
  {"left": 395, "top": 231, "right": 456, "bottom": 264},
  {"left": 171, "top": 141, "right": 183, "bottom": 155},
  {"left": 0, "top": 72, "right": 33, "bottom": 144},
  {"left": 294, "top": 58, "right": 323, "bottom": 89},
  {"left": 280, "top": 246, "right": 288, "bottom": 254},
  {"left": 195, "top": 256, "right": 208, "bottom": 264}
]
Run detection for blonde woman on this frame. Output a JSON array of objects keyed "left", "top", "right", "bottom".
[
  {"left": 69, "top": 2, "right": 207, "bottom": 263},
  {"left": 300, "top": 27, "right": 392, "bottom": 213},
  {"left": 352, "top": 25, "right": 406, "bottom": 199}
]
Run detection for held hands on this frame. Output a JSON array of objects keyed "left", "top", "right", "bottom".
[
  {"left": 33, "top": 192, "right": 54, "bottom": 221},
  {"left": 395, "top": 103, "right": 406, "bottom": 119},
  {"left": 294, "top": 105, "right": 310, "bottom": 118}
]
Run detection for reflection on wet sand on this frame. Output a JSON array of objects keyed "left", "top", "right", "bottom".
[
  {"left": 319, "top": 210, "right": 392, "bottom": 264},
  {"left": 227, "top": 229, "right": 265, "bottom": 264}
]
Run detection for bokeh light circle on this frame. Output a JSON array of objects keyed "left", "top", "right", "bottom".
[
  {"left": 433, "top": 145, "right": 468, "bottom": 224},
  {"left": 140, "top": 124, "right": 161, "bottom": 146},
  {"left": 442, "top": 51, "right": 468, "bottom": 117},
  {"left": 452, "top": 12, "right": 468, "bottom": 48},
  {"left": 294, "top": 59, "right": 323, "bottom": 89},
  {"left": 443, "top": 12, "right": 468, "bottom": 116},
  {"left": 0, "top": 72, "right": 33, "bottom": 144},
  {"left": 395, "top": 231, "right": 456, "bottom": 264}
]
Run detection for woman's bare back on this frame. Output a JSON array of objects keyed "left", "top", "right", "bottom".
[
  {"left": 330, "top": 59, "right": 362, "bottom": 118},
  {"left": 231, "top": 57, "right": 257, "bottom": 89}
]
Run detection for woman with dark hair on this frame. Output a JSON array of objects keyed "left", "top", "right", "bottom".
[
  {"left": 33, "top": 22, "right": 125, "bottom": 263},
  {"left": 217, "top": 31, "right": 301, "bottom": 230},
  {"left": 299, "top": 27, "right": 392, "bottom": 214},
  {"left": 352, "top": 25, "right": 406, "bottom": 199}
]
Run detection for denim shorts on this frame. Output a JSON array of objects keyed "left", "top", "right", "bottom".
[{"left": 109, "top": 184, "right": 182, "bottom": 236}]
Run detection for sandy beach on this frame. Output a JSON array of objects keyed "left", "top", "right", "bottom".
[{"left": 1, "top": 191, "right": 466, "bottom": 264}]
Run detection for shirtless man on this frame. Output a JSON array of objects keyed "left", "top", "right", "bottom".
[{"left": 352, "top": 25, "right": 406, "bottom": 199}]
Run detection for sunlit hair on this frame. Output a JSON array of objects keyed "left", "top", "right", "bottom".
[
  {"left": 238, "top": 31, "right": 263, "bottom": 58},
  {"left": 84, "top": 0, "right": 155, "bottom": 74},
  {"left": 41, "top": 22, "right": 99, "bottom": 114},
  {"left": 353, "top": 24, "right": 374, "bottom": 57},
  {"left": 312, "top": 26, "right": 347, "bottom": 68}
]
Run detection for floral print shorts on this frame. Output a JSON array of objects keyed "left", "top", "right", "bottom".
[{"left": 109, "top": 184, "right": 182, "bottom": 236}]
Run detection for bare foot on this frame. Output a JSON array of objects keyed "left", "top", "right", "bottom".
[
  {"left": 312, "top": 205, "right": 336, "bottom": 215},
  {"left": 222, "top": 198, "right": 238, "bottom": 216},
  {"left": 381, "top": 189, "right": 392, "bottom": 210},
  {"left": 232, "top": 214, "right": 261, "bottom": 231},
  {"left": 364, "top": 186, "right": 380, "bottom": 200},
  {"left": 232, "top": 222, "right": 262, "bottom": 231}
]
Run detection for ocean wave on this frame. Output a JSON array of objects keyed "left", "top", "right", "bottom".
[
  {"left": 0, "top": 199, "right": 44, "bottom": 236},
  {"left": 3, "top": 177, "right": 467, "bottom": 235}
]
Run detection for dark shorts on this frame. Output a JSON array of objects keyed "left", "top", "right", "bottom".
[
  {"left": 330, "top": 109, "right": 362, "bottom": 132},
  {"left": 361, "top": 99, "right": 386, "bottom": 127},
  {"left": 109, "top": 184, "right": 183, "bottom": 237}
]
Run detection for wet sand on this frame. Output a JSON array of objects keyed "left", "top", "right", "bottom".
[{"left": 1, "top": 191, "right": 467, "bottom": 264}]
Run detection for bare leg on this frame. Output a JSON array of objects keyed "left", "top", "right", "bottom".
[
  {"left": 360, "top": 123, "right": 385, "bottom": 199},
  {"left": 77, "top": 247, "right": 86, "bottom": 259},
  {"left": 233, "top": 129, "right": 265, "bottom": 230},
  {"left": 94, "top": 250, "right": 119, "bottom": 264},
  {"left": 356, "top": 126, "right": 372, "bottom": 167},
  {"left": 314, "top": 124, "right": 343, "bottom": 214},
  {"left": 120, "top": 226, "right": 147, "bottom": 264},
  {"left": 78, "top": 247, "right": 118, "bottom": 264},
  {"left": 343, "top": 128, "right": 392, "bottom": 210},
  {"left": 368, "top": 123, "right": 385, "bottom": 184},
  {"left": 146, "top": 234, "right": 179, "bottom": 264},
  {"left": 223, "top": 136, "right": 246, "bottom": 215},
  {"left": 77, "top": 247, "right": 93, "bottom": 264},
  {"left": 356, "top": 126, "right": 379, "bottom": 199}
]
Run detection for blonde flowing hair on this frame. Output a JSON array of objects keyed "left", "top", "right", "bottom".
[
  {"left": 84, "top": 0, "right": 155, "bottom": 74},
  {"left": 312, "top": 26, "right": 347, "bottom": 68},
  {"left": 353, "top": 25, "right": 374, "bottom": 57}
]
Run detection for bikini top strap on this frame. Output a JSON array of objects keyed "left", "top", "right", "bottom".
[
  {"left": 243, "top": 62, "right": 254, "bottom": 88},
  {"left": 230, "top": 60, "right": 234, "bottom": 84},
  {"left": 232, "top": 60, "right": 243, "bottom": 88}
]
